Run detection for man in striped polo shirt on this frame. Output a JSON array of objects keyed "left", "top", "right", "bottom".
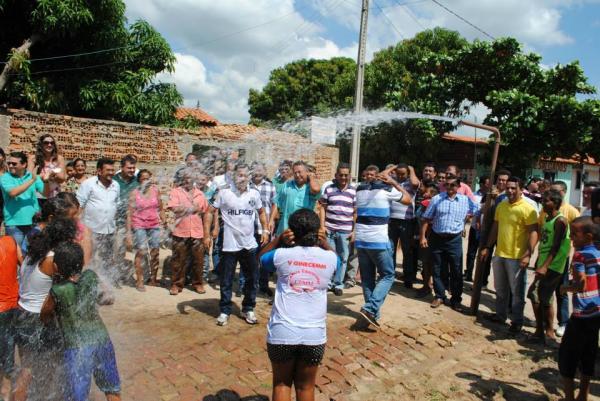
[
  {"left": 355, "top": 165, "right": 413, "bottom": 328},
  {"left": 319, "top": 162, "right": 356, "bottom": 296}
]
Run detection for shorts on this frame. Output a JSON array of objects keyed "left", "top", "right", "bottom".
[
  {"left": 527, "top": 269, "right": 562, "bottom": 306},
  {"left": 133, "top": 228, "right": 161, "bottom": 250},
  {"left": 267, "top": 343, "right": 326, "bottom": 366},
  {"left": 559, "top": 316, "right": 600, "bottom": 379},
  {"left": 64, "top": 341, "right": 121, "bottom": 401},
  {"left": 14, "top": 308, "right": 62, "bottom": 364},
  {"left": 0, "top": 308, "right": 16, "bottom": 376}
]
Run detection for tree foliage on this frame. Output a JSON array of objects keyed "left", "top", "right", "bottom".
[
  {"left": 0, "top": 0, "right": 181, "bottom": 126},
  {"left": 249, "top": 28, "right": 600, "bottom": 174}
]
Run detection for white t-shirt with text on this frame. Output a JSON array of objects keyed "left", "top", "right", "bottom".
[{"left": 213, "top": 187, "right": 263, "bottom": 252}]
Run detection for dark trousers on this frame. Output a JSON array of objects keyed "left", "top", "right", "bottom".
[
  {"left": 465, "top": 226, "right": 479, "bottom": 279},
  {"left": 388, "top": 218, "right": 417, "bottom": 285},
  {"left": 219, "top": 248, "right": 258, "bottom": 315},
  {"left": 556, "top": 259, "right": 571, "bottom": 327},
  {"left": 171, "top": 236, "right": 205, "bottom": 289},
  {"left": 0, "top": 308, "right": 16, "bottom": 377},
  {"left": 430, "top": 232, "right": 464, "bottom": 304},
  {"left": 239, "top": 235, "right": 269, "bottom": 292}
]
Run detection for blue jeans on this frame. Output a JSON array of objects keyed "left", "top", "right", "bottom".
[
  {"left": 239, "top": 234, "right": 270, "bottom": 292},
  {"left": 327, "top": 231, "right": 351, "bottom": 290},
  {"left": 430, "top": 232, "right": 464, "bottom": 304},
  {"left": 5, "top": 225, "right": 32, "bottom": 249},
  {"left": 492, "top": 256, "right": 527, "bottom": 326},
  {"left": 357, "top": 247, "right": 395, "bottom": 320},
  {"left": 219, "top": 248, "right": 258, "bottom": 315},
  {"left": 388, "top": 218, "right": 417, "bottom": 285},
  {"left": 556, "top": 260, "right": 570, "bottom": 326}
]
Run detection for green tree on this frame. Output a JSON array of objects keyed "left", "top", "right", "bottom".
[
  {"left": 0, "top": 0, "right": 181, "bottom": 125},
  {"left": 248, "top": 57, "right": 356, "bottom": 126}
]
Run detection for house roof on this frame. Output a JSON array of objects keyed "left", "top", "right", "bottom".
[
  {"left": 441, "top": 133, "right": 489, "bottom": 145},
  {"left": 544, "top": 156, "right": 599, "bottom": 167},
  {"left": 175, "top": 107, "right": 219, "bottom": 125}
]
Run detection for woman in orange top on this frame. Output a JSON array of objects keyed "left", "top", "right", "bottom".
[{"left": 0, "top": 235, "right": 22, "bottom": 397}]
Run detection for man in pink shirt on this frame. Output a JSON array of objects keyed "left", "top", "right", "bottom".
[
  {"left": 439, "top": 164, "right": 476, "bottom": 201},
  {"left": 167, "top": 172, "right": 208, "bottom": 295}
]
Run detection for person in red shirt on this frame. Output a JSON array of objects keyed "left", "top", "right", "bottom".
[{"left": 0, "top": 235, "right": 22, "bottom": 398}]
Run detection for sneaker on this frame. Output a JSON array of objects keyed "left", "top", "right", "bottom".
[
  {"left": 216, "top": 313, "right": 229, "bottom": 326},
  {"left": 508, "top": 323, "right": 522, "bottom": 334},
  {"left": 555, "top": 325, "right": 566, "bottom": 337},
  {"left": 333, "top": 288, "right": 343, "bottom": 296},
  {"left": 359, "top": 309, "right": 380, "bottom": 329},
  {"left": 241, "top": 310, "right": 258, "bottom": 325},
  {"left": 235, "top": 289, "right": 242, "bottom": 298},
  {"left": 344, "top": 281, "right": 355, "bottom": 289},
  {"left": 430, "top": 298, "right": 444, "bottom": 308}
]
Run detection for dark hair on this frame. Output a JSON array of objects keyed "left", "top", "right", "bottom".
[
  {"left": 479, "top": 176, "right": 490, "bottom": 185},
  {"left": 552, "top": 180, "right": 568, "bottom": 192},
  {"left": 336, "top": 162, "right": 350, "bottom": 172},
  {"left": 446, "top": 177, "right": 461, "bottom": 187},
  {"left": 120, "top": 154, "right": 137, "bottom": 166},
  {"left": 185, "top": 153, "right": 196, "bottom": 161},
  {"left": 396, "top": 163, "right": 408, "bottom": 170},
  {"left": 584, "top": 181, "right": 600, "bottom": 188},
  {"left": 279, "top": 160, "right": 293, "bottom": 168},
  {"left": 56, "top": 191, "right": 80, "bottom": 209},
  {"left": 96, "top": 158, "right": 114, "bottom": 170},
  {"left": 365, "top": 165, "right": 379, "bottom": 173},
  {"left": 496, "top": 169, "right": 511, "bottom": 178},
  {"left": 35, "top": 134, "right": 58, "bottom": 172},
  {"left": 507, "top": 176, "right": 523, "bottom": 189},
  {"left": 9, "top": 151, "right": 28, "bottom": 165},
  {"left": 424, "top": 183, "right": 439, "bottom": 195},
  {"left": 423, "top": 162, "right": 436, "bottom": 171},
  {"left": 39, "top": 197, "right": 69, "bottom": 222},
  {"left": 0, "top": 147, "right": 5, "bottom": 158},
  {"left": 73, "top": 158, "right": 86, "bottom": 167},
  {"left": 235, "top": 163, "right": 249, "bottom": 172},
  {"left": 137, "top": 169, "right": 152, "bottom": 182},
  {"left": 288, "top": 209, "right": 321, "bottom": 247},
  {"left": 54, "top": 242, "right": 84, "bottom": 279},
  {"left": 292, "top": 160, "right": 307, "bottom": 169},
  {"left": 542, "top": 189, "right": 563, "bottom": 209},
  {"left": 26, "top": 217, "right": 77, "bottom": 265},
  {"left": 66, "top": 161, "right": 74, "bottom": 168},
  {"left": 446, "top": 164, "right": 460, "bottom": 175},
  {"left": 572, "top": 216, "right": 600, "bottom": 241}
]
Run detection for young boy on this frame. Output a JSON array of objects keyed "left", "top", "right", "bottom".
[
  {"left": 41, "top": 242, "right": 121, "bottom": 401},
  {"left": 527, "top": 189, "right": 570, "bottom": 343},
  {"left": 415, "top": 183, "right": 438, "bottom": 298},
  {"left": 558, "top": 216, "right": 600, "bottom": 401}
]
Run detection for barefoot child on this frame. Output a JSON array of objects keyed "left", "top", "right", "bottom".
[
  {"left": 41, "top": 242, "right": 121, "bottom": 401},
  {"left": 527, "top": 189, "right": 570, "bottom": 343},
  {"left": 558, "top": 216, "right": 600, "bottom": 401}
]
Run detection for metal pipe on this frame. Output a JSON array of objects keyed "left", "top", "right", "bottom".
[{"left": 456, "top": 119, "right": 501, "bottom": 315}]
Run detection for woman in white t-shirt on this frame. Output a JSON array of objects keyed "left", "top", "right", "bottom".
[{"left": 259, "top": 208, "right": 338, "bottom": 401}]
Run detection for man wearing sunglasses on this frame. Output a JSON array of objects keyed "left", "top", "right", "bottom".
[{"left": 0, "top": 152, "right": 48, "bottom": 247}]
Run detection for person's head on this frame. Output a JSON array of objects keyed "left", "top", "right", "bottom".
[
  {"left": 288, "top": 209, "right": 321, "bottom": 247},
  {"left": 7, "top": 151, "right": 28, "bottom": 177},
  {"left": 445, "top": 177, "right": 460, "bottom": 197},
  {"left": 395, "top": 163, "right": 409, "bottom": 181},
  {"left": 364, "top": 165, "right": 379, "bottom": 183},
  {"left": 56, "top": 192, "right": 80, "bottom": 219},
  {"left": 53, "top": 242, "right": 84, "bottom": 280},
  {"left": 479, "top": 176, "right": 491, "bottom": 192},
  {"left": 66, "top": 162, "right": 74, "bottom": 179},
  {"left": 120, "top": 154, "right": 137, "bottom": 180},
  {"left": 436, "top": 171, "right": 446, "bottom": 184},
  {"left": 445, "top": 164, "right": 460, "bottom": 180},
  {"left": 196, "top": 173, "right": 209, "bottom": 189},
  {"left": 422, "top": 162, "right": 437, "bottom": 181},
  {"left": 278, "top": 160, "right": 293, "bottom": 179},
  {"left": 526, "top": 177, "right": 542, "bottom": 193},
  {"left": 539, "top": 179, "right": 551, "bottom": 193},
  {"left": 505, "top": 176, "right": 523, "bottom": 203},
  {"left": 234, "top": 163, "right": 250, "bottom": 191},
  {"left": 292, "top": 161, "right": 309, "bottom": 186},
  {"left": 72, "top": 158, "right": 86, "bottom": 177},
  {"left": 26, "top": 217, "right": 77, "bottom": 265},
  {"left": 96, "top": 158, "right": 115, "bottom": 182},
  {"left": 36, "top": 134, "right": 58, "bottom": 164},
  {"left": 386, "top": 164, "right": 398, "bottom": 180},
  {"left": 185, "top": 153, "right": 197, "bottom": 167},
  {"left": 39, "top": 197, "right": 69, "bottom": 223},
  {"left": 495, "top": 169, "right": 511, "bottom": 192},
  {"left": 570, "top": 216, "right": 600, "bottom": 249},
  {"left": 137, "top": 169, "right": 152, "bottom": 189},
  {"left": 361, "top": 170, "right": 367, "bottom": 182},
  {"left": 0, "top": 147, "right": 5, "bottom": 168},
  {"left": 335, "top": 162, "right": 351, "bottom": 188},
  {"left": 583, "top": 181, "right": 600, "bottom": 208},
  {"left": 550, "top": 180, "right": 568, "bottom": 198},
  {"left": 251, "top": 162, "right": 267, "bottom": 183},
  {"left": 541, "top": 189, "right": 563, "bottom": 215},
  {"left": 181, "top": 170, "right": 194, "bottom": 191},
  {"left": 422, "top": 183, "right": 439, "bottom": 200}
]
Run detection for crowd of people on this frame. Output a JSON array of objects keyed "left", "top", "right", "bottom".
[{"left": 0, "top": 133, "right": 599, "bottom": 401}]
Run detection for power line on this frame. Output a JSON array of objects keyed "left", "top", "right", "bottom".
[
  {"left": 392, "top": 0, "right": 427, "bottom": 31},
  {"left": 8, "top": 60, "right": 127, "bottom": 76},
  {"left": 0, "top": 45, "right": 135, "bottom": 65},
  {"left": 430, "top": 0, "right": 495, "bottom": 40},
  {"left": 373, "top": 0, "right": 405, "bottom": 39}
]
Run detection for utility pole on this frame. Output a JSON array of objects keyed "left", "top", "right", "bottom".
[{"left": 350, "top": 0, "right": 369, "bottom": 182}]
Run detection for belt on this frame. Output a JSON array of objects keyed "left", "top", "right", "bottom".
[{"left": 433, "top": 231, "right": 461, "bottom": 239}]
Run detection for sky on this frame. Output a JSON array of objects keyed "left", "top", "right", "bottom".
[{"left": 124, "top": 0, "right": 600, "bottom": 126}]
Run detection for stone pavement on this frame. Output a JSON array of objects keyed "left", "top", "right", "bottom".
[{"left": 92, "top": 284, "right": 465, "bottom": 401}]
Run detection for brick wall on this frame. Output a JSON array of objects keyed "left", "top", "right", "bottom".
[{"left": 0, "top": 109, "right": 339, "bottom": 181}]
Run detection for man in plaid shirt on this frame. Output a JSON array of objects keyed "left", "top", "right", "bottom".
[{"left": 249, "top": 162, "right": 276, "bottom": 296}]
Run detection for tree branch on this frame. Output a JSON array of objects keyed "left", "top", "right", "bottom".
[{"left": 0, "top": 36, "right": 39, "bottom": 92}]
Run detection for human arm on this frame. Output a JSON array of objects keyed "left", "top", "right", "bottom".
[
  {"left": 203, "top": 205, "right": 215, "bottom": 249},
  {"left": 560, "top": 253, "right": 587, "bottom": 295},
  {"left": 48, "top": 155, "right": 67, "bottom": 184},
  {"left": 4, "top": 168, "right": 40, "bottom": 198},
  {"left": 379, "top": 173, "right": 413, "bottom": 206},
  {"left": 126, "top": 191, "right": 136, "bottom": 250},
  {"left": 307, "top": 171, "right": 320, "bottom": 195},
  {"left": 520, "top": 223, "right": 538, "bottom": 268},
  {"left": 420, "top": 220, "right": 431, "bottom": 248},
  {"left": 81, "top": 225, "right": 93, "bottom": 266},
  {"left": 536, "top": 217, "right": 567, "bottom": 275},
  {"left": 269, "top": 204, "right": 279, "bottom": 234},
  {"left": 40, "top": 292, "right": 56, "bottom": 325},
  {"left": 258, "top": 207, "right": 269, "bottom": 245},
  {"left": 157, "top": 187, "right": 166, "bottom": 225},
  {"left": 408, "top": 165, "right": 420, "bottom": 189}
]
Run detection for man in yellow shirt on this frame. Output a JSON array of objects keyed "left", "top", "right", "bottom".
[
  {"left": 480, "top": 177, "right": 538, "bottom": 334},
  {"left": 538, "top": 181, "right": 580, "bottom": 337}
]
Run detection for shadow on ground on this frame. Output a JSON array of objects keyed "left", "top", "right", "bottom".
[
  {"left": 456, "top": 372, "right": 551, "bottom": 401},
  {"left": 202, "top": 389, "right": 268, "bottom": 401}
]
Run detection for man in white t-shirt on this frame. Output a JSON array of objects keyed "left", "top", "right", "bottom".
[{"left": 204, "top": 163, "right": 269, "bottom": 327}]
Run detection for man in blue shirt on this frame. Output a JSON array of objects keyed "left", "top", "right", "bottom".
[
  {"left": 0, "top": 152, "right": 47, "bottom": 247},
  {"left": 421, "top": 177, "right": 479, "bottom": 310}
]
